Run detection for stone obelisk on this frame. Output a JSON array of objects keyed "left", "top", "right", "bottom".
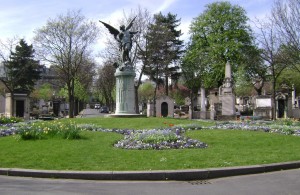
[{"left": 220, "top": 61, "right": 236, "bottom": 116}]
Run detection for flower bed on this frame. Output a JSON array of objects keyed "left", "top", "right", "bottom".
[
  {"left": 1, "top": 119, "right": 300, "bottom": 151},
  {"left": 212, "top": 120, "right": 300, "bottom": 136},
  {"left": 0, "top": 121, "right": 82, "bottom": 140},
  {"left": 114, "top": 128, "right": 208, "bottom": 150},
  {"left": 78, "top": 123, "right": 208, "bottom": 150}
]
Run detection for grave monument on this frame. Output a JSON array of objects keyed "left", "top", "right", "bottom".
[
  {"left": 219, "top": 61, "right": 236, "bottom": 117},
  {"left": 100, "top": 17, "right": 140, "bottom": 116}
]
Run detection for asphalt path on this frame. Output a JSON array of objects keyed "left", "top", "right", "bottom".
[
  {"left": 77, "top": 108, "right": 106, "bottom": 118},
  {"left": 1, "top": 169, "right": 299, "bottom": 195}
]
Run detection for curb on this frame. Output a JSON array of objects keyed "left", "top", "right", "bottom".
[{"left": 1, "top": 161, "right": 300, "bottom": 181}]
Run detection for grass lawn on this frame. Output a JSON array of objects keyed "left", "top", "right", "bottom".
[
  {"left": 0, "top": 117, "right": 300, "bottom": 171},
  {"left": 68, "top": 117, "right": 215, "bottom": 129}
]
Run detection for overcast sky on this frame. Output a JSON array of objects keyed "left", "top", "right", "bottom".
[{"left": 0, "top": 0, "right": 273, "bottom": 61}]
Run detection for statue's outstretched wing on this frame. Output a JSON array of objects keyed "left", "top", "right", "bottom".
[
  {"left": 125, "top": 16, "right": 137, "bottom": 30},
  {"left": 99, "top": 20, "right": 119, "bottom": 39}
]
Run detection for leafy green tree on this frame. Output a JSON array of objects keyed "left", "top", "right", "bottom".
[
  {"left": 58, "top": 87, "right": 68, "bottom": 98},
  {"left": 234, "top": 67, "right": 254, "bottom": 97},
  {"left": 138, "top": 82, "right": 154, "bottom": 104},
  {"left": 277, "top": 67, "right": 300, "bottom": 95},
  {"left": 31, "top": 83, "right": 53, "bottom": 101},
  {"left": 56, "top": 80, "right": 88, "bottom": 116},
  {"left": 0, "top": 39, "right": 41, "bottom": 116},
  {"left": 169, "top": 88, "right": 186, "bottom": 106},
  {"left": 73, "top": 78, "right": 90, "bottom": 115},
  {"left": 182, "top": 1, "right": 256, "bottom": 89}
]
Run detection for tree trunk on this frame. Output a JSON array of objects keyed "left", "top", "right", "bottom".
[
  {"left": 153, "top": 83, "right": 158, "bottom": 117},
  {"left": 134, "top": 62, "right": 146, "bottom": 114},
  {"left": 190, "top": 91, "right": 194, "bottom": 119},
  {"left": 134, "top": 86, "right": 139, "bottom": 114},
  {"left": 165, "top": 75, "right": 169, "bottom": 96},
  {"left": 68, "top": 80, "right": 75, "bottom": 118},
  {"left": 272, "top": 78, "right": 276, "bottom": 120},
  {"left": 69, "top": 95, "right": 74, "bottom": 118},
  {"left": 74, "top": 98, "right": 79, "bottom": 116}
]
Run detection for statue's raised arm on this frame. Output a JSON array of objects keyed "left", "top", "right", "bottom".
[{"left": 125, "top": 16, "right": 136, "bottom": 30}]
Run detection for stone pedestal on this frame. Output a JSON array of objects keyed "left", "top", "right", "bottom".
[
  {"left": 5, "top": 93, "right": 12, "bottom": 117},
  {"left": 200, "top": 87, "right": 206, "bottom": 112},
  {"left": 189, "top": 105, "right": 192, "bottom": 119},
  {"left": 114, "top": 66, "right": 136, "bottom": 115},
  {"left": 147, "top": 101, "right": 154, "bottom": 117},
  {"left": 219, "top": 61, "right": 236, "bottom": 117},
  {"left": 220, "top": 95, "right": 236, "bottom": 115},
  {"left": 210, "top": 105, "right": 216, "bottom": 120}
]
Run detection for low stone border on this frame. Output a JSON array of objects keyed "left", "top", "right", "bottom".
[{"left": 1, "top": 161, "right": 300, "bottom": 181}]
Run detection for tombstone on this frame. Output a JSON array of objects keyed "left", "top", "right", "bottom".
[
  {"left": 219, "top": 61, "right": 236, "bottom": 117},
  {"left": 185, "top": 97, "right": 191, "bottom": 106},
  {"left": 210, "top": 105, "right": 216, "bottom": 120},
  {"left": 199, "top": 87, "right": 207, "bottom": 119},
  {"left": 188, "top": 105, "right": 192, "bottom": 119},
  {"left": 291, "top": 85, "right": 300, "bottom": 119},
  {"left": 147, "top": 100, "right": 154, "bottom": 117},
  {"left": 253, "top": 95, "right": 272, "bottom": 120}
]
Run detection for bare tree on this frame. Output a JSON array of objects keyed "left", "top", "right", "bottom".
[
  {"left": 0, "top": 38, "right": 19, "bottom": 62},
  {"left": 74, "top": 57, "right": 96, "bottom": 114},
  {"left": 34, "top": 10, "right": 99, "bottom": 118},
  {"left": 95, "top": 61, "right": 116, "bottom": 111},
  {"left": 256, "top": 19, "right": 287, "bottom": 119},
  {"left": 272, "top": 0, "right": 300, "bottom": 71}
]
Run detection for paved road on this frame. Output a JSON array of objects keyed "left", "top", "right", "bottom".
[
  {"left": 1, "top": 169, "right": 299, "bottom": 195},
  {"left": 77, "top": 109, "right": 106, "bottom": 118}
]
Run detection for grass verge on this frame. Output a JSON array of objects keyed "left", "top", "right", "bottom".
[
  {"left": 66, "top": 117, "right": 214, "bottom": 129},
  {"left": 1, "top": 117, "right": 300, "bottom": 171}
]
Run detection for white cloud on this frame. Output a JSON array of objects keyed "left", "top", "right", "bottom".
[
  {"left": 0, "top": 0, "right": 273, "bottom": 63},
  {"left": 154, "top": 0, "right": 178, "bottom": 13}
]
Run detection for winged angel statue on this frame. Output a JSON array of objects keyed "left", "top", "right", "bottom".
[{"left": 99, "top": 17, "right": 138, "bottom": 67}]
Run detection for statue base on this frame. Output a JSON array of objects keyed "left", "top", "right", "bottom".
[
  {"left": 114, "top": 63, "right": 136, "bottom": 114},
  {"left": 105, "top": 113, "right": 146, "bottom": 118}
]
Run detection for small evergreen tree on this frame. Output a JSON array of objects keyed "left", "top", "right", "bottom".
[
  {"left": 145, "top": 12, "right": 184, "bottom": 96},
  {"left": 0, "top": 39, "right": 41, "bottom": 116}
]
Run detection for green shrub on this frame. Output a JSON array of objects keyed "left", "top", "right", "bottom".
[
  {"left": 16, "top": 121, "right": 82, "bottom": 140},
  {"left": 0, "top": 116, "right": 23, "bottom": 124}
]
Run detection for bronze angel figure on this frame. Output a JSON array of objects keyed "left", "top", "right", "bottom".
[{"left": 99, "top": 17, "right": 138, "bottom": 64}]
